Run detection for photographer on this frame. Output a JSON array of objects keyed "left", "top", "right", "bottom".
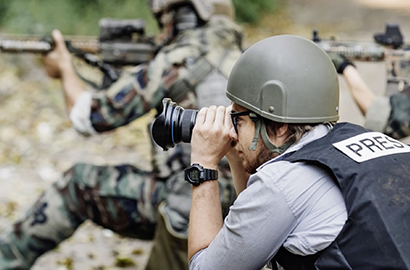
[
  {"left": 186, "top": 35, "right": 410, "bottom": 269},
  {"left": 330, "top": 53, "right": 410, "bottom": 140},
  {"left": 0, "top": 0, "right": 243, "bottom": 269}
]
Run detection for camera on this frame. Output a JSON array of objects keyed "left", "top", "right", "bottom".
[{"left": 151, "top": 98, "right": 198, "bottom": 151}]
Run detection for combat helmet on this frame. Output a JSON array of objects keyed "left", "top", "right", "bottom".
[
  {"left": 148, "top": 0, "right": 234, "bottom": 22},
  {"left": 226, "top": 35, "right": 339, "bottom": 152}
]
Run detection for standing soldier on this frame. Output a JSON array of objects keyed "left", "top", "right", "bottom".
[{"left": 0, "top": 0, "right": 244, "bottom": 269}]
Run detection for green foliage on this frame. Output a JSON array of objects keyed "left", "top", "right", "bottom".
[
  {"left": 0, "top": 0, "right": 277, "bottom": 35},
  {"left": 0, "top": 0, "right": 11, "bottom": 25},
  {"left": 233, "top": 0, "right": 281, "bottom": 24},
  {"left": 0, "top": 0, "right": 158, "bottom": 35}
]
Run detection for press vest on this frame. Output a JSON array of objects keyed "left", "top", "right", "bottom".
[{"left": 273, "top": 122, "right": 410, "bottom": 270}]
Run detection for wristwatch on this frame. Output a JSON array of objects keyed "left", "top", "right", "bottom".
[{"left": 184, "top": 163, "right": 218, "bottom": 186}]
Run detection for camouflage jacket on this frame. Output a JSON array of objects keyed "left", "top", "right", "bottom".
[
  {"left": 69, "top": 17, "right": 244, "bottom": 174},
  {"left": 365, "top": 86, "right": 410, "bottom": 140}
]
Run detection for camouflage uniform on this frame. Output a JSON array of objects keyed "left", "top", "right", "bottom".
[
  {"left": 365, "top": 85, "right": 410, "bottom": 139},
  {"left": 0, "top": 18, "right": 243, "bottom": 269}
]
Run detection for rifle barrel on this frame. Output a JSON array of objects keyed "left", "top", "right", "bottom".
[
  {"left": 0, "top": 33, "right": 99, "bottom": 53},
  {"left": 316, "top": 40, "right": 385, "bottom": 62}
]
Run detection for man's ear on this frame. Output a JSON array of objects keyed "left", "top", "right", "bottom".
[{"left": 276, "top": 123, "right": 288, "bottom": 139}]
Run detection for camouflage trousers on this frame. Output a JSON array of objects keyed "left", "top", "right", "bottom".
[{"left": 0, "top": 163, "right": 235, "bottom": 270}]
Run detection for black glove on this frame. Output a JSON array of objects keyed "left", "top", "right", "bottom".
[{"left": 328, "top": 52, "right": 355, "bottom": 74}]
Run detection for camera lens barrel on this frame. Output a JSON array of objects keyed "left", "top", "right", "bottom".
[
  {"left": 151, "top": 98, "right": 198, "bottom": 151},
  {"left": 179, "top": 109, "right": 197, "bottom": 143}
]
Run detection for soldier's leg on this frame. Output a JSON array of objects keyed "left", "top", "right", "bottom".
[
  {"left": 145, "top": 202, "right": 188, "bottom": 270},
  {"left": 0, "top": 163, "right": 166, "bottom": 270},
  {"left": 145, "top": 166, "right": 236, "bottom": 270}
]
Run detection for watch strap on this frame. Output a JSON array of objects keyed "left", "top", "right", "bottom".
[
  {"left": 185, "top": 163, "right": 218, "bottom": 186},
  {"left": 203, "top": 168, "right": 218, "bottom": 180}
]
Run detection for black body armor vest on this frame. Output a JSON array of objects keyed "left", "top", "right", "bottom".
[{"left": 273, "top": 123, "right": 410, "bottom": 270}]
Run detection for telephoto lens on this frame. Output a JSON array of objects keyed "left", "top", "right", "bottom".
[{"left": 151, "top": 98, "right": 198, "bottom": 151}]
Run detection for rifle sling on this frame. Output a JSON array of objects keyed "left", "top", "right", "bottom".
[{"left": 167, "top": 57, "right": 214, "bottom": 103}]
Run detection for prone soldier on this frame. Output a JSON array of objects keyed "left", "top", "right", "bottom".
[
  {"left": 329, "top": 53, "right": 410, "bottom": 140},
  {"left": 0, "top": 0, "right": 244, "bottom": 269}
]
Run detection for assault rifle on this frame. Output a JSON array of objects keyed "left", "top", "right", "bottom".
[
  {"left": 0, "top": 18, "right": 156, "bottom": 89},
  {"left": 313, "top": 23, "right": 410, "bottom": 95}
]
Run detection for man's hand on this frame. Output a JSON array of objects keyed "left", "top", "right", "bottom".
[
  {"left": 328, "top": 52, "right": 355, "bottom": 74},
  {"left": 43, "top": 30, "right": 73, "bottom": 78},
  {"left": 42, "top": 29, "right": 86, "bottom": 113},
  {"left": 190, "top": 106, "right": 234, "bottom": 169}
]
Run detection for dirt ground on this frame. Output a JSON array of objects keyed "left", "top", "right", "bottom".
[{"left": 1, "top": 1, "right": 410, "bottom": 269}]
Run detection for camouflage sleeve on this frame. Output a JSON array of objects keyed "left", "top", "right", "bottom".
[
  {"left": 89, "top": 50, "right": 195, "bottom": 133},
  {"left": 382, "top": 89, "right": 410, "bottom": 139},
  {"left": 364, "top": 95, "right": 391, "bottom": 132},
  {"left": 89, "top": 63, "right": 161, "bottom": 133}
]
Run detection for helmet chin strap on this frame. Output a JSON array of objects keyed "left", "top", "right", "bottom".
[
  {"left": 249, "top": 118, "right": 295, "bottom": 155},
  {"left": 249, "top": 119, "right": 261, "bottom": 151}
]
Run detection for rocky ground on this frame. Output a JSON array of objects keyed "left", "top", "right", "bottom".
[{"left": 1, "top": 1, "right": 410, "bottom": 269}]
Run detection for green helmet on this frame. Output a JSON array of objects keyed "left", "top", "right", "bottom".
[
  {"left": 226, "top": 35, "right": 339, "bottom": 124},
  {"left": 148, "top": 0, "right": 234, "bottom": 22}
]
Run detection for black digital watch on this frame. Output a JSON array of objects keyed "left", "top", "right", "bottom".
[{"left": 184, "top": 163, "right": 218, "bottom": 186}]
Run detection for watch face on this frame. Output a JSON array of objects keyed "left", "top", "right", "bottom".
[
  {"left": 190, "top": 167, "right": 200, "bottom": 181},
  {"left": 185, "top": 164, "right": 203, "bottom": 186},
  {"left": 184, "top": 164, "right": 217, "bottom": 186}
]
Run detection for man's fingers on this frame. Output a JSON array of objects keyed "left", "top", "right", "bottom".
[
  {"left": 195, "top": 107, "right": 207, "bottom": 128},
  {"left": 204, "top": 106, "right": 217, "bottom": 127},
  {"left": 52, "top": 29, "right": 66, "bottom": 49},
  {"left": 215, "top": 106, "right": 226, "bottom": 127}
]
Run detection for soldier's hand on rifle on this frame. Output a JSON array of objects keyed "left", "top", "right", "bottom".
[
  {"left": 43, "top": 30, "right": 72, "bottom": 79},
  {"left": 328, "top": 52, "right": 355, "bottom": 74}
]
